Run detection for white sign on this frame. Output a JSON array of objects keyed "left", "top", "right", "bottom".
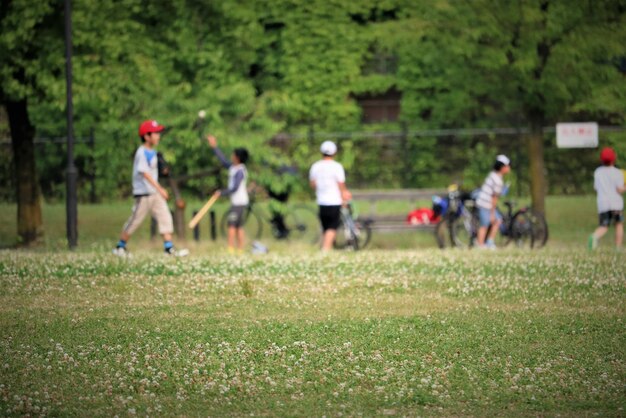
[{"left": 556, "top": 122, "right": 598, "bottom": 148}]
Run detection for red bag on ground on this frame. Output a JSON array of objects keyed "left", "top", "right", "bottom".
[{"left": 407, "top": 208, "right": 439, "bottom": 225}]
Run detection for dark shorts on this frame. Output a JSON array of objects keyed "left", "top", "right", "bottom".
[
  {"left": 227, "top": 205, "right": 247, "bottom": 227},
  {"left": 319, "top": 205, "right": 341, "bottom": 232},
  {"left": 599, "top": 210, "right": 624, "bottom": 226}
]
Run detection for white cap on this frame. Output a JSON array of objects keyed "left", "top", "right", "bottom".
[
  {"left": 320, "top": 141, "right": 337, "bottom": 156},
  {"left": 496, "top": 154, "right": 510, "bottom": 166}
]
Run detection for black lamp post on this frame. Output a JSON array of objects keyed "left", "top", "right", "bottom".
[{"left": 65, "top": 0, "right": 78, "bottom": 249}]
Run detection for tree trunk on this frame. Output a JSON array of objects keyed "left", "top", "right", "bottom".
[
  {"left": 527, "top": 126, "right": 546, "bottom": 215},
  {"left": 7, "top": 99, "right": 43, "bottom": 245}
]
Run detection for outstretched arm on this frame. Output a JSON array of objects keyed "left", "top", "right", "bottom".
[{"left": 206, "top": 134, "right": 231, "bottom": 168}]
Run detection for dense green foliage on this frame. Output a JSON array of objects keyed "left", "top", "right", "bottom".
[{"left": 1, "top": 0, "right": 625, "bottom": 201}]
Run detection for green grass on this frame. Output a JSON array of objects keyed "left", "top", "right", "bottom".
[{"left": 0, "top": 196, "right": 624, "bottom": 416}]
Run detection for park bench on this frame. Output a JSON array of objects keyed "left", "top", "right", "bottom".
[{"left": 351, "top": 189, "right": 445, "bottom": 233}]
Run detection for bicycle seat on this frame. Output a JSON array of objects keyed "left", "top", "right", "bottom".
[{"left": 503, "top": 200, "right": 516, "bottom": 208}]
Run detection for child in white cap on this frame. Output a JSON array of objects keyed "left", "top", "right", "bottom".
[
  {"left": 309, "top": 141, "right": 352, "bottom": 251},
  {"left": 475, "top": 155, "right": 511, "bottom": 249}
]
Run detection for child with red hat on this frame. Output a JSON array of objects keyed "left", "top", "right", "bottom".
[
  {"left": 588, "top": 147, "right": 625, "bottom": 250},
  {"left": 113, "top": 120, "right": 188, "bottom": 257}
]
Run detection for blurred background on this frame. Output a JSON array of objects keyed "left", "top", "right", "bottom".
[{"left": 1, "top": 0, "right": 625, "bottom": 245}]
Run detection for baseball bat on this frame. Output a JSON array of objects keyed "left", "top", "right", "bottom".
[{"left": 188, "top": 192, "right": 220, "bottom": 229}]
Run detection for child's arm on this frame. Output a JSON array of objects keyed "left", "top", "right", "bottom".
[
  {"left": 309, "top": 167, "right": 316, "bottom": 190},
  {"left": 220, "top": 170, "right": 245, "bottom": 197},
  {"left": 143, "top": 172, "right": 169, "bottom": 200},
  {"left": 206, "top": 135, "right": 231, "bottom": 168},
  {"left": 491, "top": 195, "right": 498, "bottom": 222},
  {"left": 338, "top": 182, "right": 352, "bottom": 203}
]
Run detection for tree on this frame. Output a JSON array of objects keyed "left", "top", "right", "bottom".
[
  {"left": 398, "top": 0, "right": 626, "bottom": 213},
  {"left": 0, "top": 0, "right": 64, "bottom": 244}
]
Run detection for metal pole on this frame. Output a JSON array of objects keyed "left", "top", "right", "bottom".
[
  {"left": 193, "top": 211, "right": 200, "bottom": 241},
  {"left": 65, "top": 0, "right": 78, "bottom": 249},
  {"left": 210, "top": 210, "right": 216, "bottom": 241},
  {"left": 89, "top": 128, "right": 96, "bottom": 203}
]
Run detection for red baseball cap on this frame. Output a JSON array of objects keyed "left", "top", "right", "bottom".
[
  {"left": 138, "top": 120, "right": 165, "bottom": 137},
  {"left": 600, "top": 147, "right": 616, "bottom": 164}
]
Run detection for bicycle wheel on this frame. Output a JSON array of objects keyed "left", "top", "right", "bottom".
[
  {"left": 284, "top": 205, "right": 321, "bottom": 245},
  {"left": 334, "top": 212, "right": 367, "bottom": 251},
  {"left": 450, "top": 211, "right": 477, "bottom": 248},
  {"left": 434, "top": 219, "right": 452, "bottom": 248},
  {"left": 508, "top": 211, "right": 534, "bottom": 248},
  {"left": 220, "top": 207, "right": 263, "bottom": 241},
  {"left": 527, "top": 210, "right": 548, "bottom": 248},
  {"left": 356, "top": 220, "right": 373, "bottom": 249},
  {"left": 494, "top": 221, "right": 511, "bottom": 248}
]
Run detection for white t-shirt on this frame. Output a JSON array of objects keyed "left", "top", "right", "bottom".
[
  {"left": 228, "top": 165, "right": 249, "bottom": 206},
  {"left": 476, "top": 171, "right": 504, "bottom": 210},
  {"left": 594, "top": 166, "right": 624, "bottom": 213},
  {"left": 309, "top": 159, "right": 346, "bottom": 206},
  {"left": 132, "top": 145, "right": 159, "bottom": 195}
]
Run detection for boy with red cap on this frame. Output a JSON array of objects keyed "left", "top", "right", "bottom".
[
  {"left": 113, "top": 120, "right": 188, "bottom": 256},
  {"left": 588, "top": 147, "right": 625, "bottom": 250}
]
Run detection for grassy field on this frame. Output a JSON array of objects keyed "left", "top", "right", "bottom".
[{"left": 0, "top": 196, "right": 625, "bottom": 416}]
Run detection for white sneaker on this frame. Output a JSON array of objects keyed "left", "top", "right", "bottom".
[
  {"left": 112, "top": 247, "right": 129, "bottom": 257},
  {"left": 251, "top": 241, "right": 269, "bottom": 254},
  {"left": 165, "top": 247, "right": 189, "bottom": 257}
]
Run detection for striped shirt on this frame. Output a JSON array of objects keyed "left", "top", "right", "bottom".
[{"left": 476, "top": 172, "right": 504, "bottom": 210}]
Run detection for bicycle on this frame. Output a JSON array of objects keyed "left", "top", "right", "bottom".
[
  {"left": 441, "top": 190, "right": 549, "bottom": 249},
  {"left": 333, "top": 202, "right": 373, "bottom": 251},
  {"left": 434, "top": 185, "right": 476, "bottom": 249},
  {"left": 219, "top": 188, "right": 320, "bottom": 244},
  {"left": 488, "top": 200, "right": 549, "bottom": 249}
]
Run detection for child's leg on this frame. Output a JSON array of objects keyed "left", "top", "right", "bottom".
[
  {"left": 476, "top": 208, "right": 491, "bottom": 246},
  {"left": 487, "top": 219, "right": 501, "bottom": 242},
  {"left": 228, "top": 226, "right": 237, "bottom": 250},
  {"left": 322, "top": 229, "right": 337, "bottom": 251},
  {"left": 118, "top": 197, "right": 150, "bottom": 245},
  {"left": 476, "top": 227, "right": 488, "bottom": 246},
  {"left": 592, "top": 226, "right": 608, "bottom": 240},
  {"left": 152, "top": 195, "right": 175, "bottom": 250},
  {"left": 616, "top": 222, "right": 623, "bottom": 247},
  {"left": 236, "top": 227, "right": 246, "bottom": 250}
]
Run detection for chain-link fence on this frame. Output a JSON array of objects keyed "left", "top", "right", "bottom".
[
  {"left": 275, "top": 125, "right": 626, "bottom": 196},
  {"left": 1, "top": 125, "right": 624, "bottom": 202}
]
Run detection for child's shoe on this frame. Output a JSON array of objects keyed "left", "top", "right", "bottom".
[
  {"left": 587, "top": 234, "right": 598, "bottom": 250},
  {"left": 165, "top": 247, "right": 189, "bottom": 257},
  {"left": 112, "top": 246, "right": 129, "bottom": 257}
]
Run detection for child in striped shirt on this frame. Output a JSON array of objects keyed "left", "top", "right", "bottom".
[{"left": 475, "top": 155, "right": 511, "bottom": 249}]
